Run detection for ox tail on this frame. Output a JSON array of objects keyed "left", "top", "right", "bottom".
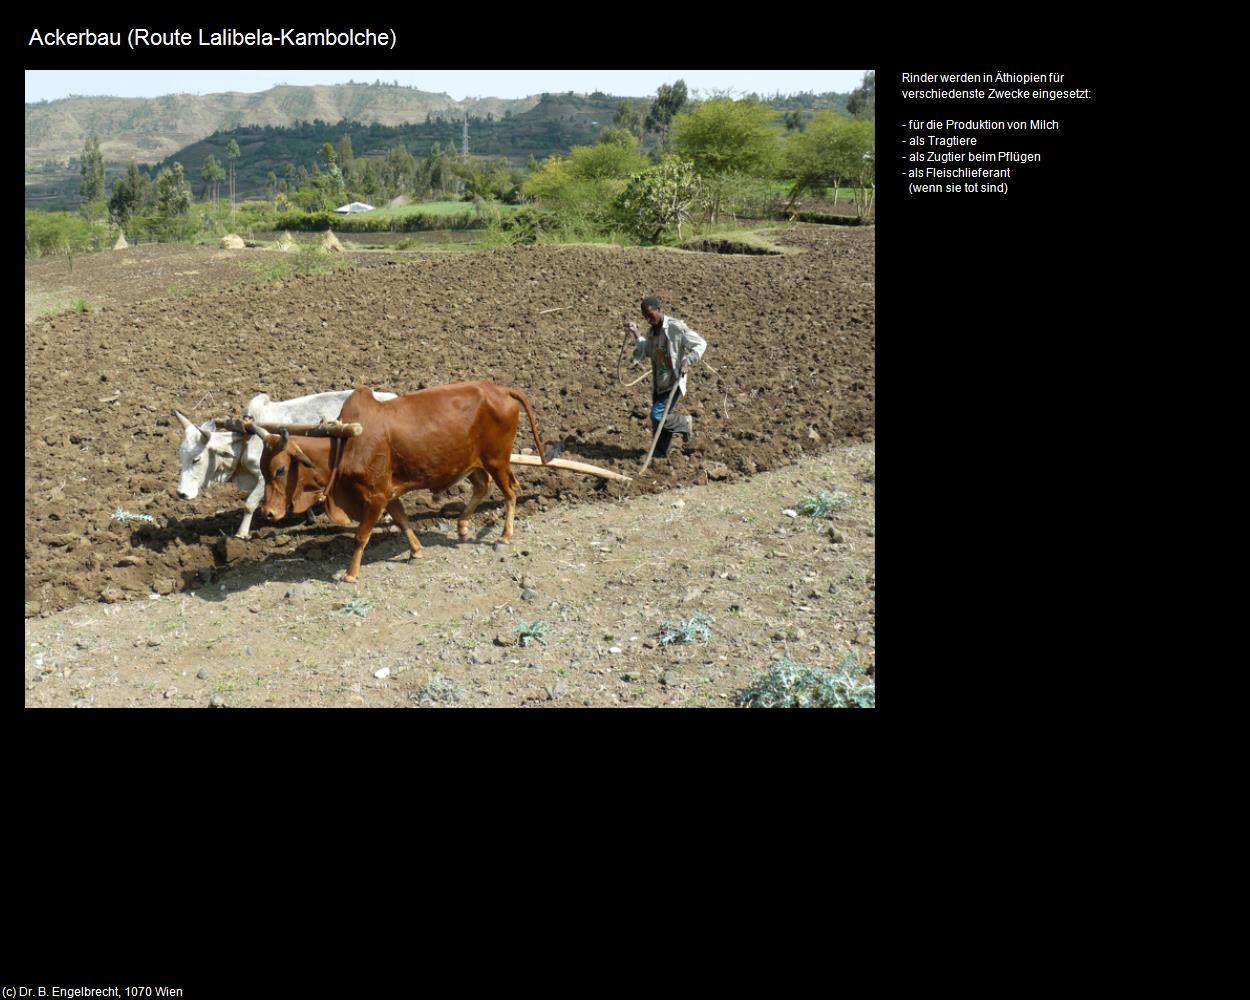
[
  {"left": 508, "top": 388, "right": 551, "bottom": 465},
  {"left": 320, "top": 436, "right": 351, "bottom": 526}
]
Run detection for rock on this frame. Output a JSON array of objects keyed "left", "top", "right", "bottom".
[
  {"left": 374, "top": 667, "right": 391, "bottom": 680},
  {"left": 164, "top": 687, "right": 178, "bottom": 699},
  {"left": 830, "top": 528, "right": 846, "bottom": 544},
  {"left": 147, "top": 637, "right": 162, "bottom": 647},
  {"left": 609, "top": 646, "right": 623, "bottom": 654},
  {"left": 704, "top": 462, "right": 731, "bottom": 481},
  {"left": 521, "top": 589, "right": 538, "bottom": 602},
  {"left": 494, "top": 633, "right": 515, "bottom": 647},
  {"left": 782, "top": 508, "right": 798, "bottom": 518},
  {"left": 117, "top": 554, "right": 144, "bottom": 567},
  {"left": 661, "top": 671, "right": 678, "bottom": 687},
  {"left": 75, "top": 636, "right": 91, "bottom": 650},
  {"left": 672, "top": 499, "right": 685, "bottom": 509},
  {"left": 209, "top": 694, "right": 226, "bottom": 708},
  {"left": 286, "top": 582, "right": 317, "bottom": 600},
  {"left": 807, "top": 427, "right": 821, "bottom": 441},
  {"left": 100, "top": 586, "right": 123, "bottom": 604},
  {"left": 196, "top": 669, "right": 209, "bottom": 680},
  {"left": 520, "top": 576, "right": 536, "bottom": 591},
  {"left": 152, "top": 578, "right": 176, "bottom": 596}
]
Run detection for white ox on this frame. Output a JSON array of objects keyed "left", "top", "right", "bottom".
[{"left": 174, "top": 389, "right": 397, "bottom": 538}]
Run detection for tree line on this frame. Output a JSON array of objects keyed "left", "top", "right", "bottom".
[{"left": 29, "top": 74, "right": 874, "bottom": 256}]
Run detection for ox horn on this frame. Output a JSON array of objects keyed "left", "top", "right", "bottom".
[
  {"left": 175, "top": 409, "right": 210, "bottom": 443},
  {"left": 287, "top": 439, "right": 316, "bottom": 469}
]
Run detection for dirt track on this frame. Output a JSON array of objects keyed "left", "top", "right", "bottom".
[{"left": 25, "top": 225, "right": 874, "bottom": 616}]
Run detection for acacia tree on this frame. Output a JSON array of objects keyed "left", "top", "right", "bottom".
[
  {"left": 783, "top": 112, "right": 875, "bottom": 219},
  {"left": 671, "top": 98, "right": 781, "bottom": 222}
]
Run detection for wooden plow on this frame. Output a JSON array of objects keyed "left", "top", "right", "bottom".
[{"left": 217, "top": 418, "right": 631, "bottom": 483}]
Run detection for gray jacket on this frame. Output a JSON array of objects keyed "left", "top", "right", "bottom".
[{"left": 632, "top": 315, "right": 707, "bottom": 397}]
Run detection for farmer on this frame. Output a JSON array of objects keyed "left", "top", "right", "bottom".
[{"left": 626, "top": 296, "right": 707, "bottom": 460}]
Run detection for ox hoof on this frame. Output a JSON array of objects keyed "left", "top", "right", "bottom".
[
  {"left": 333, "top": 571, "right": 359, "bottom": 585},
  {"left": 492, "top": 540, "right": 510, "bottom": 552}
]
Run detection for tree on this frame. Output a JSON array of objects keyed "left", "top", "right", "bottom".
[
  {"left": 846, "top": 71, "right": 876, "bottom": 120},
  {"left": 671, "top": 98, "right": 781, "bottom": 222},
  {"left": 154, "top": 162, "right": 194, "bottom": 239},
  {"left": 108, "top": 159, "right": 149, "bottom": 227},
  {"left": 79, "top": 132, "right": 105, "bottom": 207},
  {"left": 783, "top": 112, "right": 875, "bottom": 219},
  {"left": 336, "top": 134, "right": 354, "bottom": 169},
  {"left": 597, "top": 127, "right": 639, "bottom": 149},
  {"left": 616, "top": 156, "right": 704, "bottom": 243},
  {"left": 613, "top": 100, "right": 645, "bottom": 140},
  {"left": 225, "top": 138, "right": 240, "bottom": 209},
  {"left": 201, "top": 155, "right": 225, "bottom": 202},
  {"left": 644, "top": 81, "right": 688, "bottom": 145}
]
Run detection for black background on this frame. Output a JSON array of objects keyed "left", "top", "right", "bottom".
[{"left": 19, "top": 25, "right": 1117, "bottom": 958}]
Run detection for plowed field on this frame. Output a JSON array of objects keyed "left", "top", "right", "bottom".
[{"left": 25, "top": 225, "right": 873, "bottom": 616}]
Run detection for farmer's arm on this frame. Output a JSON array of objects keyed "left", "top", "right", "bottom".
[
  {"left": 629, "top": 322, "right": 651, "bottom": 362},
  {"left": 679, "top": 324, "right": 707, "bottom": 370}
]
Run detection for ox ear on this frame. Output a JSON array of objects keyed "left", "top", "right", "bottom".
[{"left": 263, "top": 434, "right": 280, "bottom": 448}]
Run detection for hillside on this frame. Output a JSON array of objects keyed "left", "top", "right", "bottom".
[{"left": 24, "top": 83, "right": 541, "bottom": 169}]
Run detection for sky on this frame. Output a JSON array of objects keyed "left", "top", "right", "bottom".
[{"left": 24, "top": 70, "right": 868, "bottom": 104}]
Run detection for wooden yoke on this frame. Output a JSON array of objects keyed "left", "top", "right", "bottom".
[{"left": 216, "top": 418, "right": 364, "bottom": 438}]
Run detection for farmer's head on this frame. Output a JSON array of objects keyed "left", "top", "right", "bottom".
[{"left": 641, "top": 297, "right": 663, "bottom": 327}]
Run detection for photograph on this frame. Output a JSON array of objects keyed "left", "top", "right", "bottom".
[{"left": 24, "top": 67, "right": 877, "bottom": 709}]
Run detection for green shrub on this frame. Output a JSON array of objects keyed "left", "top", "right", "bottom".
[
  {"left": 515, "top": 621, "right": 551, "bottom": 647},
  {"left": 736, "top": 657, "right": 874, "bottom": 708},
  {"left": 24, "top": 211, "right": 107, "bottom": 258},
  {"left": 413, "top": 675, "right": 463, "bottom": 706},
  {"left": 659, "top": 611, "right": 715, "bottom": 646},
  {"left": 797, "top": 491, "right": 850, "bottom": 517}
]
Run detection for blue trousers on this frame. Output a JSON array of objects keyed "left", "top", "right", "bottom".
[{"left": 650, "top": 393, "right": 689, "bottom": 458}]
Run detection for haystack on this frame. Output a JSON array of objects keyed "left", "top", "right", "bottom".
[
  {"left": 320, "top": 230, "right": 344, "bottom": 253},
  {"left": 275, "top": 231, "right": 296, "bottom": 252},
  {"left": 220, "top": 233, "right": 245, "bottom": 249},
  {"left": 113, "top": 231, "right": 128, "bottom": 250}
]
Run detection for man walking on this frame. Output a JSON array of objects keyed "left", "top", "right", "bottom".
[{"left": 627, "top": 296, "right": 707, "bottom": 460}]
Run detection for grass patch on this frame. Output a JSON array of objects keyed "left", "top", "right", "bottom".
[{"left": 736, "top": 657, "right": 874, "bottom": 709}]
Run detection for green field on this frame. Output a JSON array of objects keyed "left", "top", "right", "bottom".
[{"left": 363, "top": 200, "right": 521, "bottom": 220}]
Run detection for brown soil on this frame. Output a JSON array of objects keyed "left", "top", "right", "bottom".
[
  {"left": 24, "top": 224, "right": 874, "bottom": 630},
  {"left": 23, "top": 443, "right": 875, "bottom": 708}
]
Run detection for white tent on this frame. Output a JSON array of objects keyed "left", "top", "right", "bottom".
[{"left": 334, "top": 202, "right": 375, "bottom": 214}]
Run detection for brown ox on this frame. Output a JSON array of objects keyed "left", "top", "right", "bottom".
[{"left": 260, "top": 382, "right": 549, "bottom": 582}]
